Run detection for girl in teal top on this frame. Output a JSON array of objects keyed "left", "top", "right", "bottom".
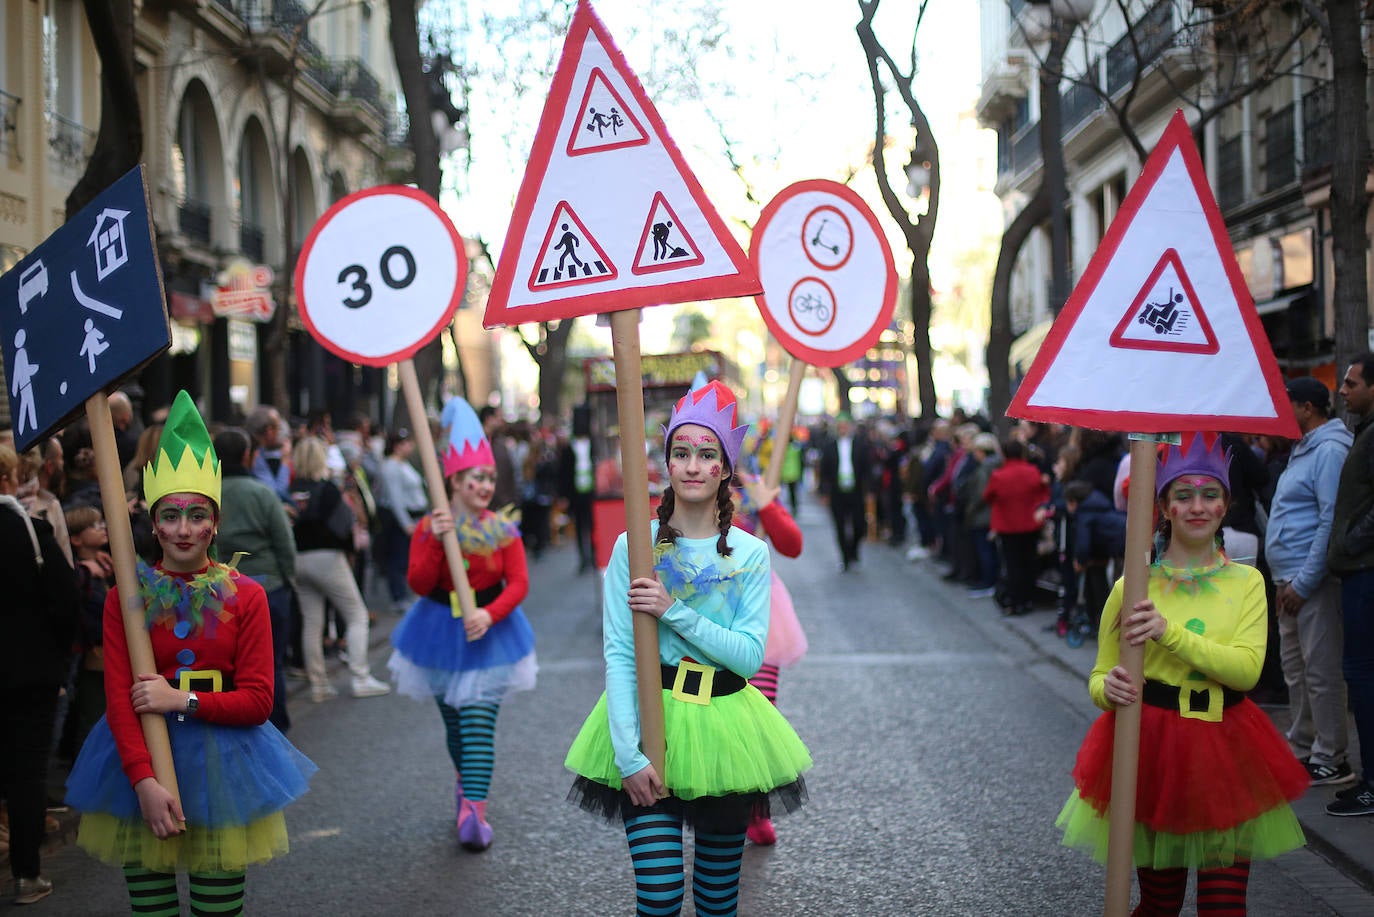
[{"left": 565, "top": 380, "right": 811, "bottom": 917}]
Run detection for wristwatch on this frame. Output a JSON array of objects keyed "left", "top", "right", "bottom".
[{"left": 185, "top": 692, "right": 199, "bottom": 716}]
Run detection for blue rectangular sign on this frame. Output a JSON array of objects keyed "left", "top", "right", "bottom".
[{"left": 0, "top": 165, "right": 170, "bottom": 452}]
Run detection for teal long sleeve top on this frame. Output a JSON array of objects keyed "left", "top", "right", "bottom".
[{"left": 603, "top": 522, "right": 771, "bottom": 778}]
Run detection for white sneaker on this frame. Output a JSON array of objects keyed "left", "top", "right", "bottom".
[
  {"left": 310, "top": 684, "right": 339, "bottom": 703},
  {"left": 351, "top": 674, "right": 392, "bottom": 698},
  {"left": 905, "top": 545, "right": 930, "bottom": 561}
]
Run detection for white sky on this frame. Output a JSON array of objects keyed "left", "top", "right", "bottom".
[{"left": 443, "top": 1, "right": 985, "bottom": 261}]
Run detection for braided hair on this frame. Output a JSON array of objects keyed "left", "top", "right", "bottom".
[{"left": 653, "top": 465, "right": 735, "bottom": 557}]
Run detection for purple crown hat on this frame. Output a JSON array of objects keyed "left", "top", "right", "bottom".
[
  {"left": 1156, "top": 432, "right": 1232, "bottom": 496},
  {"left": 662, "top": 379, "right": 750, "bottom": 470},
  {"left": 442, "top": 396, "right": 495, "bottom": 477}
]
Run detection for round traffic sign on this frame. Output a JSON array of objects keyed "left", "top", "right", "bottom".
[
  {"left": 750, "top": 180, "right": 896, "bottom": 368},
  {"left": 294, "top": 186, "right": 467, "bottom": 367}
]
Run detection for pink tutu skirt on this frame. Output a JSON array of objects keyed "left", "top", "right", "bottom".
[{"left": 764, "top": 572, "right": 808, "bottom": 667}]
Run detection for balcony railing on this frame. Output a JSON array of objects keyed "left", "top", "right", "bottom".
[
  {"left": 179, "top": 198, "right": 213, "bottom": 244},
  {"left": 245, "top": 0, "right": 320, "bottom": 59},
  {"left": 1217, "top": 134, "right": 1243, "bottom": 211},
  {"left": 240, "top": 220, "right": 265, "bottom": 261},
  {"left": 0, "top": 89, "right": 19, "bottom": 157},
  {"left": 326, "top": 59, "right": 382, "bottom": 111},
  {"left": 1011, "top": 121, "right": 1041, "bottom": 177},
  {"left": 1264, "top": 104, "right": 1296, "bottom": 191},
  {"left": 1303, "top": 82, "right": 1333, "bottom": 173},
  {"left": 1105, "top": 0, "right": 1175, "bottom": 96},
  {"left": 1060, "top": 61, "right": 1102, "bottom": 137},
  {"left": 48, "top": 112, "right": 95, "bottom": 172}
]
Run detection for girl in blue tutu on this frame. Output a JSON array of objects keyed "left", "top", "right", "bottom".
[
  {"left": 387, "top": 397, "right": 537, "bottom": 851},
  {"left": 65, "top": 392, "right": 316, "bottom": 915},
  {"left": 565, "top": 380, "right": 811, "bottom": 917}
]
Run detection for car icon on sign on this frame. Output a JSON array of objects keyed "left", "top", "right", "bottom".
[{"left": 18, "top": 261, "right": 48, "bottom": 314}]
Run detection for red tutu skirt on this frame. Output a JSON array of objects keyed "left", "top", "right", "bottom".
[{"left": 1057, "top": 697, "right": 1309, "bottom": 868}]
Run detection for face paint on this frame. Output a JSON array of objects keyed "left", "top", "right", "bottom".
[
  {"left": 154, "top": 493, "right": 217, "bottom": 571},
  {"left": 1164, "top": 475, "right": 1227, "bottom": 544},
  {"left": 667, "top": 425, "right": 725, "bottom": 504},
  {"left": 454, "top": 465, "right": 496, "bottom": 514}
]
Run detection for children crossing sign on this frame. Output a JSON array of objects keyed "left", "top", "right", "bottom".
[
  {"left": 0, "top": 166, "right": 170, "bottom": 452},
  {"left": 483, "top": 0, "right": 759, "bottom": 327}
]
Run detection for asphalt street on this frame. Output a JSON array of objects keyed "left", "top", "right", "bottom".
[{"left": 21, "top": 494, "right": 1373, "bottom": 915}]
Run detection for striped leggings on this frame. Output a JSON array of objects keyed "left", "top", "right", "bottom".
[{"left": 624, "top": 813, "right": 746, "bottom": 917}]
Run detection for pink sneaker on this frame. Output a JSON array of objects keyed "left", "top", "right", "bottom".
[
  {"left": 746, "top": 814, "right": 776, "bottom": 846},
  {"left": 458, "top": 798, "right": 493, "bottom": 851}
]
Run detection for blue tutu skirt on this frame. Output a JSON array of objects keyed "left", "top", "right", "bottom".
[
  {"left": 388, "top": 596, "right": 537, "bottom": 707},
  {"left": 65, "top": 714, "right": 316, "bottom": 871}
]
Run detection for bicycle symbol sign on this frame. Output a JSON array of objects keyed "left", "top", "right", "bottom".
[{"left": 787, "top": 277, "right": 837, "bottom": 336}]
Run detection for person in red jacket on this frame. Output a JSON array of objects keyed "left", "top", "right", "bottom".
[
  {"left": 65, "top": 390, "right": 316, "bottom": 916},
  {"left": 983, "top": 438, "right": 1051, "bottom": 616},
  {"left": 387, "top": 396, "right": 537, "bottom": 852}
]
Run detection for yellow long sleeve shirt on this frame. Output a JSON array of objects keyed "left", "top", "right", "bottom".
[{"left": 1089, "top": 559, "right": 1267, "bottom": 712}]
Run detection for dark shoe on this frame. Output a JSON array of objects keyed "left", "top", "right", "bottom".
[
  {"left": 1326, "top": 783, "right": 1374, "bottom": 816},
  {"left": 1306, "top": 760, "right": 1358, "bottom": 786},
  {"left": 1334, "top": 780, "right": 1371, "bottom": 801}
]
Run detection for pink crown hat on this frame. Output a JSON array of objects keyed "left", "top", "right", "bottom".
[
  {"left": 441, "top": 396, "right": 496, "bottom": 477},
  {"left": 663, "top": 379, "right": 751, "bottom": 470},
  {"left": 1156, "top": 432, "right": 1232, "bottom": 496}
]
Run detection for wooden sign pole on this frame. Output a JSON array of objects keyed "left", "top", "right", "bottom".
[
  {"left": 762, "top": 359, "right": 806, "bottom": 492},
  {"left": 397, "top": 360, "right": 478, "bottom": 635},
  {"left": 609, "top": 309, "right": 666, "bottom": 781},
  {"left": 86, "top": 394, "right": 183, "bottom": 821},
  {"left": 1104, "top": 436, "right": 1159, "bottom": 916}
]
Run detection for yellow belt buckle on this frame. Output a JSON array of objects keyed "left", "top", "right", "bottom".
[
  {"left": 177, "top": 669, "right": 224, "bottom": 693},
  {"left": 670, "top": 660, "right": 714, "bottom": 706},
  {"left": 1180, "top": 682, "right": 1223, "bottom": 723}
]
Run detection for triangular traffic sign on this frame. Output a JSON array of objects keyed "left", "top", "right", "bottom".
[
  {"left": 1007, "top": 110, "right": 1297, "bottom": 438},
  {"left": 529, "top": 201, "right": 618, "bottom": 289},
  {"left": 567, "top": 68, "right": 649, "bottom": 156},
  {"left": 484, "top": 0, "right": 760, "bottom": 328},
  {"left": 1109, "top": 249, "right": 1218, "bottom": 354},
  {"left": 632, "top": 192, "right": 704, "bottom": 274}
]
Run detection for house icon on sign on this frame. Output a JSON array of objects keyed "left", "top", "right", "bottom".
[{"left": 88, "top": 207, "right": 131, "bottom": 281}]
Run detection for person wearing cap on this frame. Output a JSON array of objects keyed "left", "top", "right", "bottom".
[
  {"left": 1265, "top": 377, "right": 1355, "bottom": 789},
  {"left": 387, "top": 397, "right": 537, "bottom": 852},
  {"left": 565, "top": 380, "right": 810, "bottom": 917},
  {"left": 1056, "top": 433, "right": 1308, "bottom": 913},
  {"left": 65, "top": 391, "right": 316, "bottom": 916}
]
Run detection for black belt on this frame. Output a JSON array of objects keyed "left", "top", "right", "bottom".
[
  {"left": 661, "top": 660, "right": 746, "bottom": 700},
  {"left": 167, "top": 670, "right": 232, "bottom": 693},
  {"left": 1142, "top": 680, "right": 1244, "bottom": 713},
  {"left": 428, "top": 583, "right": 503, "bottom": 607}
]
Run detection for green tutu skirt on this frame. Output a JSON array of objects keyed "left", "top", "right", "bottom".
[{"left": 565, "top": 684, "right": 811, "bottom": 832}]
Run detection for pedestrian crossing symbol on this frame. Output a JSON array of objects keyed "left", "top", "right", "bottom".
[
  {"left": 633, "top": 192, "right": 703, "bottom": 274},
  {"left": 568, "top": 67, "right": 648, "bottom": 157},
  {"left": 1109, "top": 248, "right": 1218, "bottom": 354},
  {"left": 528, "top": 202, "right": 617, "bottom": 290}
]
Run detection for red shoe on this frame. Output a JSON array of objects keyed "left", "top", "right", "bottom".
[{"left": 746, "top": 814, "right": 776, "bottom": 846}]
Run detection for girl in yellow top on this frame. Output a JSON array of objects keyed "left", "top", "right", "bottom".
[{"left": 1056, "top": 433, "right": 1308, "bottom": 916}]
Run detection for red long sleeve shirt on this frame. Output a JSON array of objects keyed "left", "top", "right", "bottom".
[
  {"left": 755, "top": 501, "right": 803, "bottom": 558},
  {"left": 406, "top": 513, "right": 529, "bottom": 622},
  {"left": 103, "top": 566, "right": 274, "bottom": 789}
]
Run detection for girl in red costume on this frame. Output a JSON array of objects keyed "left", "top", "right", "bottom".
[
  {"left": 1056, "top": 433, "right": 1308, "bottom": 915},
  {"left": 731, "top": 468, "right": 807, "bottom": 846},
  {"left": 66, "top": 391, "right": 315, "bottom": 916}
]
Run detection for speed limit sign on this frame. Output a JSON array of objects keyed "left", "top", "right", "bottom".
[{"left": 294, "top": 186, "right": 467, "bottom": 367}]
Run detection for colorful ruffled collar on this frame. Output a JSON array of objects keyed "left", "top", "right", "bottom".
[
  {"left": 450, "top": 506, "right": 521, "bottom": 556},
  {"left": 1152, "top": 552, "right": 1229, "bottom": 596},
  {"left": 139, "top": 561, "right": 238, "bottom": 636}
]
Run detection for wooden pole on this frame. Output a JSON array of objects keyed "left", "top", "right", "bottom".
[
  {"left": 609, "top": 310, "right": 666, "bottom": 781},
  {"left": 86, "top": 394, "right": 183, "bottom": 821},
  {"left": 762, "top": 359, "right": 806, "bottom": 492},
  {"left": 1104, "top": 436, "right": 1159, "bottom": 916},
  {"left": 397, "top": 360, "right": 478, "bottom": 633}
]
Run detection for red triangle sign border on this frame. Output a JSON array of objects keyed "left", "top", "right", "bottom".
[
  {"left": 566, "top": 67, "right": 649, "bottom": 157},
  {"left": 1108, "top": 248, "right": 1219, "bottom": 355},
  {"left": 526, "top": 201, "right": 618, "bottom": 291},
  {"left": 632, "top": 191, "right": 705, "bottom": 275},
  {"left": 1006, "top": 110, "right": 1297, "bottom": 438},
  {"left": 483, "top": 0, "right": 760, "bottom": 329}
]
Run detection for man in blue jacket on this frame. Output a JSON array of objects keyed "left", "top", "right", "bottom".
[{"left": 1267, "top": 376, "right": 1355, "bottom": 789}]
